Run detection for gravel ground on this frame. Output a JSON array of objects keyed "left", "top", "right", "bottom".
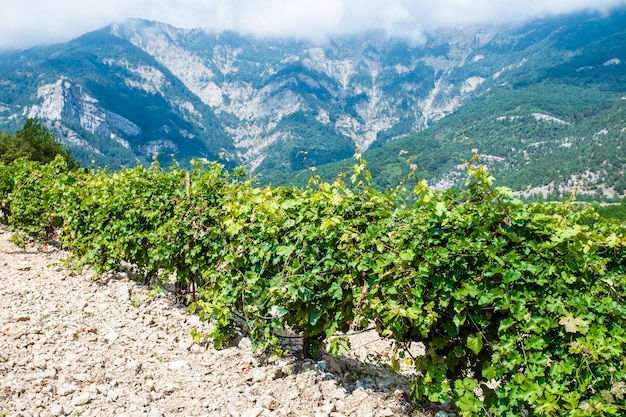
[{"left": 0, "top": 229, "right": 428, "bottom": 417}]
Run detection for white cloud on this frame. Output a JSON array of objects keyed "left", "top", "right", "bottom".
[
  {"left": 233, "top": 0, "right": 345, "bottom": 40},
  {"left": 1, "top": 0, "right": 625, "bottom": 50}
]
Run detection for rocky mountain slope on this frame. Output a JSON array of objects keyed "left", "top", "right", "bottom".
[
  {"left": 0, "top": 18, "right": 495, "bottom": 171},
  {"left": 277, "top": 10, "right": 626, "bottom": 199},
  {"left": 0, "top": 8, "right": 625, "bottom": 192}
]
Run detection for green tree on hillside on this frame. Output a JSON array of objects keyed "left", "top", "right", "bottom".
[
  {"left": 0, "top": 119, "right": 79, "bottom": 168},
  {"left": 594, "top": 197, "right": 626, "bottom": 221}
]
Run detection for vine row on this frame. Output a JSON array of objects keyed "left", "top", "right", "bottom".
[{"left": 1, "top": 154, "right": 625, "bottom": 416}]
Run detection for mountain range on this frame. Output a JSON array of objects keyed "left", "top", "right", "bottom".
[{"left": 0, "top": 8, "right": 625, "bottom": 199}]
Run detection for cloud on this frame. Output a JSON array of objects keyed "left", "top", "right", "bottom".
[
  {"left": 229, "top": 0, "right": 345, "bottom": 40},
  {"left": 1, "top": 0, "right": 625, "bottom": 50}
]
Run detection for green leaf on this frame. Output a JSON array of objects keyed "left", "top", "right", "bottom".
[
  {"left": 434, "top": 201, "right": 447, "bottom": 216},
  {"left": 276, "top": 245, "right": 295, "bottom": 257},
  {"left": 399, "top": 249, "right": 415, "bottom": 262},
  {"left": 479, "top": 294, "right": 497, "bottom": 308},
  {"left": 561, "top": 270, "right": 577, "bottom": 284},
  {"left": 391, "top": 356, "right": 401, "bottom": 372},
  {"left": 309, "top": 310, "right": 322, "bottom": 325},
  {"left": 431, "top": 337, "right": 447, "bottom": 350},
  {"left": 524, "top": 335, "right": 547, "bottom": 350},
  {"left": 453, "top": 311, "right": 466, "bottom": 329},
  {"left": 482, "top": 364, "right": 496, "bottom": 380},
  {"left": 454, "top": 377, "right": 478, "bottom": 395},
  {"left": 552, "top": 225, "right": 582, "bottom": 242},
  {"left": 328, "top": 337, "right": 350, "bottom": 356},
  {"left": 327, "top": 281, "right": 344, "bottom": 300},
  {"left": 467, "top": 333, "right": 483, "bottom": 354}
]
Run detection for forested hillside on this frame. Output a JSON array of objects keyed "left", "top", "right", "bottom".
[{"left": 298, "top": 85, "right": 626, "bottom": 200}]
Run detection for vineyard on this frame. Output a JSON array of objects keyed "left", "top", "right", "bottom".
[{"left": 1, "top": 153, "right": 625, "bottom": 416}]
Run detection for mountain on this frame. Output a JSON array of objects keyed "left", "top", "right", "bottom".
[
  {"left": 302, "top": 9, "right": 626, "bottom": 199},
  {"left": 262, "top": 10, "right": 626, "bottom": 199},
  {"left": 0, "top": 28, "right": 234, "bottom": 168},
  {"left": 0, "top": 8, "right": 625, "bottom": 198}
]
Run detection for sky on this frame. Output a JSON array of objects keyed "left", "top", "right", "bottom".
[{"left": 2, "top": 0, "right": 626, "bottom": 50}]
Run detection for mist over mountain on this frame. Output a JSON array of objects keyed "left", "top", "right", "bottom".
[{"left": 0, "top": 7, "right": 624, "bottom": 198}]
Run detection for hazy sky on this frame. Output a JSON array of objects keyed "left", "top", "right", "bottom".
[{"left": 2, "top": 0, "right": 626, "bottom": 50}]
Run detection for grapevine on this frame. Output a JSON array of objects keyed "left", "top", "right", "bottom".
[{"left": 1, "top": 153, "right": 624, "bottom": 416}]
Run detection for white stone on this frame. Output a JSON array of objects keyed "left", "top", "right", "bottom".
[
  {"left": 186, "top": 315, "right": 201, "bottom": 327},
  {"left": 330, "top": 388, "right": 347, "bottom": 400},
  {"left": 7, "top": 380, "right": 25, "bottom": 393},
  {"left": 58, "top": 383, "right": 78, "bottom": 396},
  {"left": 105, "top": 330, "right": 119, "bottom": 343},
  {"left": 116, "top": 284, "right": 130, "bottom": 303},
  {"left": 107, "top": 389, "right": 121, "bottom": 402},
  {"left": 148, "top": 408, "right": 165, "bottom": 417},
  {"left": 72, "top": 373, "right": 91, "bottom": 382},
  {"left": 127, "top": 360, "right": 143, "bottom": 373},
  {"left": 49, "top": 404, "right": 65, "bottom": 416},
  {"left": 71, "top": 392, "right": 92, "bottom": 406},
  {"left": 251, "top": 369, "right": 267, "bottom": 382},
  {"left": 161, "top": 382, "right": 180, "bottom": 393},
  {"left": 169, "top": 360, "right": 189, "bottom": 370},
  {"left": 190, "top": 344, "right": 204, "bottom": 354},
  {"left": 143, "top": 314, "right": 155, "bottom": 326},
  {"left": 241, "top": 408, "right": 264, "bottom": 417},
  {"left": 238, "top": 337, "right": 252, "bottom": 349},
  {"left": 16, "top": 262, "right": 31, "bottom": 271}
]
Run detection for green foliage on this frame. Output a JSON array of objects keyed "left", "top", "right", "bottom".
[
  {"left": 197, "top": 161, "right": 394, "bottom": 355},
  {"left": 366, "top": 159, "right": 626, "bottom": 416},
  {"left": 0, "top": 119, "right": 79, "bottom": 169},
  {"left": 1, "top": 151, "right": 625, "bottom": 416},
  {"left": 0, "top": 155, "right": 74, "bottom": 243},
  {"left": 594, "top": 198, "right": 626, "bottom": 221}
]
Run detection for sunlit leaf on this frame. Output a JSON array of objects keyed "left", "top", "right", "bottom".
[
  {"left": 467, "top": 333, "right": 483, "bottom": 354},
  {"left": 559, "top": 316, "right": 589, "bottom": 334},
  {"left": 270, "top": 306, "right": 288, "bottom": 317}
]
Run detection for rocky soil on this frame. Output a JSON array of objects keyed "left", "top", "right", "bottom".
[{"left": 0, "top": 229, "right": 427, "bottom": 417}]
